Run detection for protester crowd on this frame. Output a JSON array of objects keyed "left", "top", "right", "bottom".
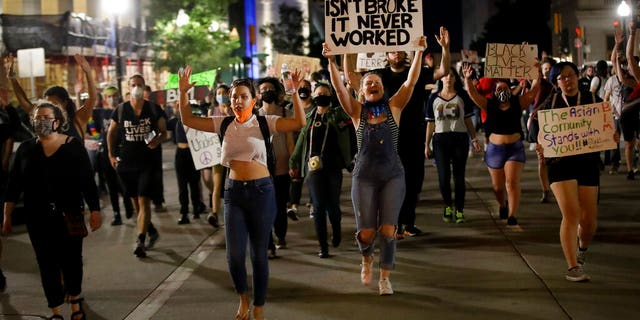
[{"left": 0, "top": 22, "right": 639, "bottom": 320}]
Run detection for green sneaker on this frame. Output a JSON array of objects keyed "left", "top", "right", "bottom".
[
  {"left": 443, "top": 207, "right": 453, "bottom": 223},
  {"left": 455, "top": 210, "right": 465, "bottom": 223}
]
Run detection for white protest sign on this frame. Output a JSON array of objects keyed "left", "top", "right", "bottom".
[
  {"left": 324, "top": 0, "right": 423, "bottom": 55},
  {"left": 186, "top": 127, "right": 221, "bottom": 170},
  {"left": 356, "top": 52, "right": 387, "bottom": 70},
  {"left": 537, "top": 102, "right": 617, "bottom": 158},
  {"left": 484, "top": 43, "right": 538, "bottom": 79}
]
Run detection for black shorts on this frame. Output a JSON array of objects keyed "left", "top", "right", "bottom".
[
  {"left": 547, "top": 153, "right": 600, "bottom": 186},
  {"left": 117, "top": 166, "right": 159, "bottom": 198},
  {"left": 620, "top": 107, "right": 639, "bottom": 142}
]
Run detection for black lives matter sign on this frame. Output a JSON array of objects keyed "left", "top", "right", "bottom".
[
  {"left": 484, "top": 43, "right": 538, "bottom": 80},
  {"left": 324, "top": 0, "right": 423, "bottom": 55}
]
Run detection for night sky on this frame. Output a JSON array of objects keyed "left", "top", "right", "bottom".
[{"left": 424, "top": 0, "right": 463, "bottom": 53}]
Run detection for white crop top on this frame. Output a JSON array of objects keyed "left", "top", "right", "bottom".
[{"left": 212, "top": 114, "right": 279, "bottom": 168}]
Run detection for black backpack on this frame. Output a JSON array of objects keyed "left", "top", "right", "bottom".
[{"left": 219, "top": 115, "right": 276, "bottom": 177}]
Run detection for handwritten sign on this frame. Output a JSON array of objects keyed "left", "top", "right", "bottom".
[
  {"left": 186, "top": 127, "right": 221, "bottom": 170},
  {"left": 484, "top": 43, "right": 538, "bottom": 79},
  {"left": 538, "top": 102, "right": 617, "bottom": 158},
  {"left": 272, "top": 53, "right": 322, "bottom": 77},
  {"left": 356, "top": 52, "right": 387, "bottom": 70},
  {"left": 324, "top": 0, "right": 423, "bottom": 55}
]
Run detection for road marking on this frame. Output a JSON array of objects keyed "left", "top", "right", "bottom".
[{"left": 124, "top": 232, "right": 221, "bottom": 320}]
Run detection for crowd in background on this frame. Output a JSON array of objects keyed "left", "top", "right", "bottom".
[{"left": 0, "top": 22, "right": 639, "bottom": 320}]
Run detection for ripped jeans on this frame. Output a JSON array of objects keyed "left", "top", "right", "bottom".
[{"left": 351, "top": 121, "right": 405, "bottom": 270}]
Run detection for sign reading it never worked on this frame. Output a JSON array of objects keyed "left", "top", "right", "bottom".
[{"left": 324, "top": 0, "right": 423, "bottom": 55}]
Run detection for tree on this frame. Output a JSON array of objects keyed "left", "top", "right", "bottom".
[
  {"left": 147, "top": 0, "right": 241, "bottom": 73},
  {"left": 469, "top": 0, "right": 552, "bottom": 57},
  {"left": 260, "top": 4, "right": 306, "bottom": 55}
]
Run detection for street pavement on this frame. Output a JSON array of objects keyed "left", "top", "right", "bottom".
[{"left": 1, "top": 142, "right": 639, "bottom": 320}]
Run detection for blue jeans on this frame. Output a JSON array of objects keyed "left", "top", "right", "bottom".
[
  {"left": 307, "top": 168, "right": 343, "bottom": 251},
  {"left": 433, "top": 132, "right": 470, "bottom": 211},
  {"left": 224, "top": 177, "right": 276, "bottom": 307}
]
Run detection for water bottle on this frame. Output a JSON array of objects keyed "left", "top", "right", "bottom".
[{"left": 281, "top": 63, "right": 295, "bottom": 95}]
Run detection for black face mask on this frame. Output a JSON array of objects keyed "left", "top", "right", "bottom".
[
  {"left": 298, "top": 87, "right": 311, "bottom": 99},
  {"left": 313, "top": 95, "right": 332, "bottom": 107},
  {"left": 261, "top": 90, "right": 277, "bottom": 104}
]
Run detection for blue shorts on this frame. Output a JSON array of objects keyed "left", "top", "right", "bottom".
[{"left": 484, "top": 140, "right": 526, "bottom": 169}]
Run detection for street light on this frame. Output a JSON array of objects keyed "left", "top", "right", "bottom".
[
  {"left": 104, "top": 0, "right": 129, "bottom": 95},
  {"left": 618, "top": 1, "right": 631, "bottom": 31}
]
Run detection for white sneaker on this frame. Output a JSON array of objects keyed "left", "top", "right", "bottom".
[
  {"left": 378, "top": 278, "right": 393, "bottom": 295},
  {"left": 360, "top": 256, "right": 373, "bottom": 286}
]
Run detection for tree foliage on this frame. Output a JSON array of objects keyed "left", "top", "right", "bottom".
[
  {"left": 469, "top": 0, "right": 552, "bottom": 56},
  {"left": 260, "top": 4, "right": 306, "bottom": 55},
  {"left": 147, "top": 0, "right": 241, "bottom": 73}
]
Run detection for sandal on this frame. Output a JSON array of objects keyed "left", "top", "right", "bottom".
[{"left": 69, "top": 297, "right": 86, "bottom": 320}]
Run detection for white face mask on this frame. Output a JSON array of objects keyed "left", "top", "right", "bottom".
[
  {"left": 106, "top": 97, "right": 116, "bottom": 107},
  {"left": 130, "top": 86, "right": 144, "bottom": 100}
]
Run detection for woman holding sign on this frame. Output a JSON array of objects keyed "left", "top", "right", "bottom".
[
  {"left": 535, "top": 61, "right": 603, "bottom": 282},
  {"left": 178, "top": 67, "right": 305, "bottom": 320},
  {"left": 463, "top": 62, "right": 541, "bottom": 226},
  {"left": 322, "top": 35, "right": 426, "bottom": 296}
]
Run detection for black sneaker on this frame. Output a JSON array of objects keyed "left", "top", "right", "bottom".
[
  {"left": 627, "top": 171, "right": 635, "bottom": 180},
  {"left": 111, "top": 213, "right": 123, "bottom": 226},
  {"left": 286, "top": 208, "right": 299, "bottom": 221},
  {"left": 207, "top": 213, "right": 220, "bottom": 228},
  {"left": 507, "top": 216, "right": 518, "bottom": 226},
  {"left": 133, "top": 241, "right": 147, "bottom": 258},
  {"left": 404, "top": 225, "right": 423, "bottom": 236},
  {"left": 177, "top": 215, "right": 190, "bottom": 225},
  {"left": 499, "top": 206, "right": 509, "bottom": 220},
  {"left": 147, "top": 231, "right": 160, "bottom": 249},
  {"left": 193, "top": 203, "right": 206, "bottom": 219},
  {"left": 0, "top": 268, "right": 6, "bottom": 292}
]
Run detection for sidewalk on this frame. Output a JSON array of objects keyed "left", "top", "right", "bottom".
[{"left": 1, "top": 144, "right": 638, "bottom": 319}]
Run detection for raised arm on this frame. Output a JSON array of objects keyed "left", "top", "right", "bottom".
[
  {"left": 432, "top": 26, "right": 450, "bottom": 81},
  {"left": 322, "top": 44, "right": 361, "bottom": 119},
  {"left": 519, "top": 64, "right": 542, "bottom": 109},
  {"left": 275, "top": 69, "right": 306, "bottom": 133},
  {"left": 5, "top": 54, "right": 33, "bottom": 113},
  {"left": 626, "top": 21, "right": 640, "bottom": 81},
  {"left": 462, "top": 64, "right": 488, "bottom": 110},
  {"left": 73, "top": 54, "right": 97, "bottom": 133},
  {"left": 178, "top": 65, "right": 215, "bottom": 132},
  {"left": 389, "top": 35, "right": 427, "bottom": 110}
]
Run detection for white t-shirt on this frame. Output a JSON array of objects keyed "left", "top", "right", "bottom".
[
  {"left": 604, "top": 75, "right": 622, "bottom": 119},
  {"left": 212, "top": 114, "right": 279, "bottom": 168}
]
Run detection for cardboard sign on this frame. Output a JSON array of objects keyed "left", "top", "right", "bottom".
[
  {"left": 185, "top": 127, "right": 221, "bottom": 170},
  {"left": 537, "top": 102, "right": 617, "bottom": 158},
  {"left": 484, "top": 43, "right": 538, "bottom": 79},
  {"left": 356, "top": 52, "right": 388, "bottom": 70},
  {"left": 272, "top": 53, "right": 322, "bottom": 77},
  {"left": 324, "top": 0, "right": 423, "bottom": 55}
]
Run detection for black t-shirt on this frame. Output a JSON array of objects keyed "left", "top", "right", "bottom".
[
  {"left": 373, "top": 66, "right": 434, "bottom": 134},
  {"left": 111, "top": 101, "right": 166, "bottom": 170},
  {"left": 0, "top": 105, "right": 20, "bottom": 180}
]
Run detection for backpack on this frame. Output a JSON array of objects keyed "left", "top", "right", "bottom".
[{"left": 219, "top": 115, "right": 276, "bottom": 177}]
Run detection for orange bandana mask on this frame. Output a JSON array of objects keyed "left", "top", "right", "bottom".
[{"left": 233, "top": 99, "right": 256, "bottom": 123}]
